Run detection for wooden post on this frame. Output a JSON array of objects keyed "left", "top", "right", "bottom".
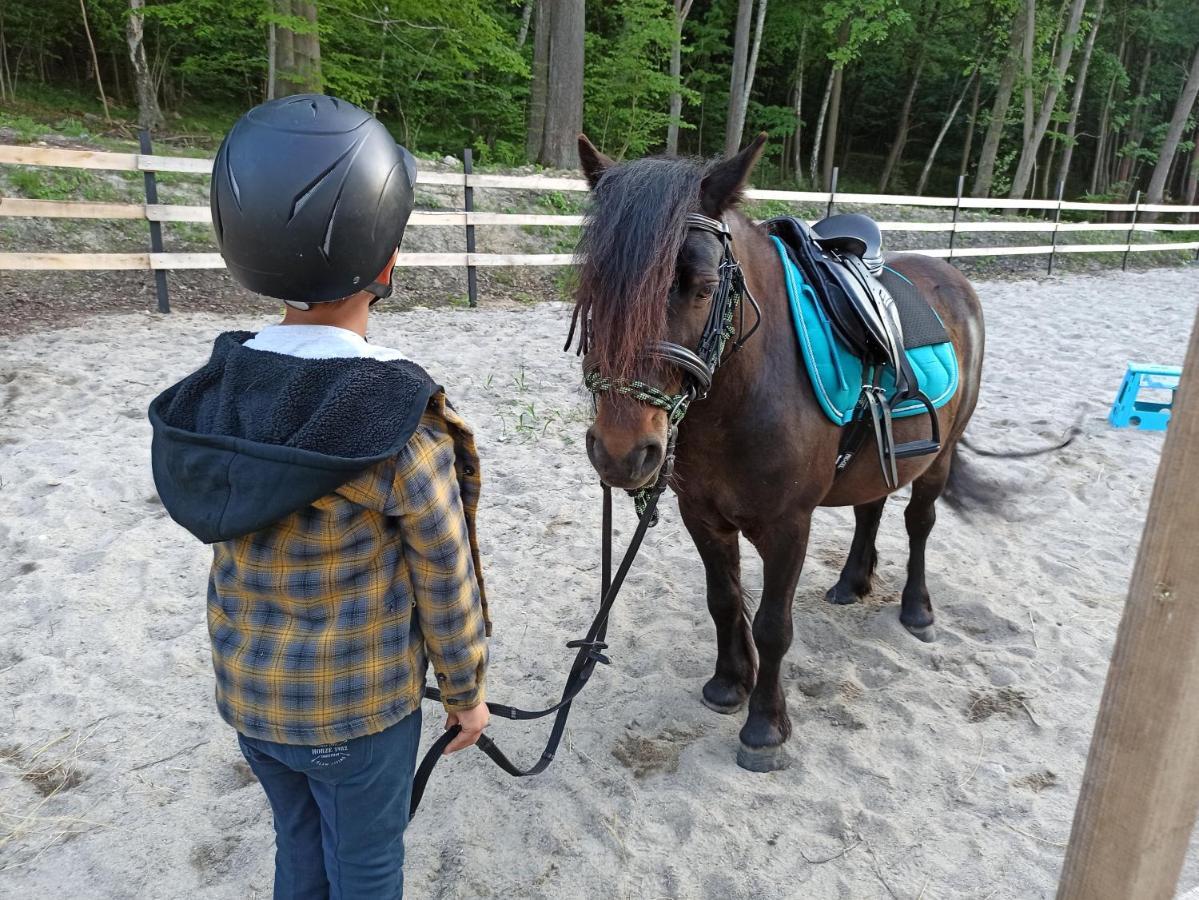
[
  {"left": 1057, "top": 309, "right": 1199, "bottom": 899},
  {"left": 139, "top": 129, "right": 170, "bottom": 313},
  {"left": 1048, "top": 178, "right": 1065, "bottom": 275},
  {"left": 463, "top": 147, "right": 478, "bottom": 308},
  {"left": 949, "top": 173, "right": 965, "bottom": 264},
  {"left": 1122, "top": 189, "right": 1140, "bottom": 272}
]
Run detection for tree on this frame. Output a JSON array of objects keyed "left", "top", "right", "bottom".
[
  {"left": 275, "top": 0, "right": 321, "bottom": 96},
  {"left": 724, "top": 0, "right": 752, "bottom": 154},
  {"left": 79, "top": 0, "right": 111, "bottom": 122},
  {"left": 878, "top": 0, "right": 941, "bottom": 192},
  {"left": 1008, "top": 0, "right": 1088, "bottom": 198},
  {"left": 916, "top": 67, "right": 978, "bottom": 194},
  {"left": 973, "top": 4, "right": 1025, "bottom": 197},
  {"left": 666, "top": 0, "right": 695, "bottom": 155},
  {"left": 1145, "top": 43, "right": 1199, "bottom": 205},
  {"left": 526, "top": 0, "right": 550, "bottom": 159},
  {"left": 127, "top": 0, "right": 164, "bottom": 130},
  {"left": 1056, "top": 0, "right": 1104, "bottom": 192},
  {"left": 541, "top": 0, "right": 584, "bottom": 167}
]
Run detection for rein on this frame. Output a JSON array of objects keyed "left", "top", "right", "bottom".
[{"left": 409, "top": 212, "right": 758, "bottom": 819}]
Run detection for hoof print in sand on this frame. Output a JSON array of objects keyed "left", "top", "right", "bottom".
[
  {"left": 611, "top": 727, "right": 702, "bottom": 778},
  {"left": 966, "top": 687, "right": 1039, "bottom": 726}
]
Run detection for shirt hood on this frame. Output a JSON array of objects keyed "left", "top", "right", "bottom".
[{"left": 148, "top": 331, "right": 437, "bottom": 543}]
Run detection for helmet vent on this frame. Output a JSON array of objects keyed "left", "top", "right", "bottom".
[
  {"left": 287, "top": 139, "right": 359, "bottom": 224},
  {"left": 225, "top": 149, "right": 242, "bottom": 211}
]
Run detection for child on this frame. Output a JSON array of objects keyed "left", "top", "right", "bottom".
[{"left": 149, "top": 94, "right": 490, "bottom": 899}]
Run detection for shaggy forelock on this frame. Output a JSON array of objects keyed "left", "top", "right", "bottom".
[{"left": 570, "top": 157, "right": 705, "bottom": 382}]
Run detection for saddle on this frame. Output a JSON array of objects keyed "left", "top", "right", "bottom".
[{"left": 765, "top": 214, "right": 944, "bottom": 486}]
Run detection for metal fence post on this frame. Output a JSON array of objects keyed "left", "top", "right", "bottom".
[
  {"left": 463, "top": 147, "right": 478, "bottom": 308},
  {"left": 949, "top": 174, "right": 965, "bottom": 264},
  {"left": 826, "top": 166, "right": 838, "bottom": 219},
  {"left": 1122, "top": 189, "right": 1141, "bottom": 272},
  {"left": 1048, "top": 179, "right": 1065, "bottom": 275},
  {"left": 138, "top": 128, "right": 170, "bottom": 313}
]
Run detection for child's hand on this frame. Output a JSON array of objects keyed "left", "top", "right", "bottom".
[{"left": 443, "top": 703, "right": 490, "bottom": 754}]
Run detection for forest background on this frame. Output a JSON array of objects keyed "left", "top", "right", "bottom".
[{"left": 0, "top": 0, "right": 1197, "bottom": 207}]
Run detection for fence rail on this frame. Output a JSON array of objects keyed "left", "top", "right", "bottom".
[{"left": 3, "top": 142, "right": 1198, "bottom": 306}]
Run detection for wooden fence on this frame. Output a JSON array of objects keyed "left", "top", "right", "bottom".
[{"left": 3, "top": 141, "right": 1199, "bottom": 309}]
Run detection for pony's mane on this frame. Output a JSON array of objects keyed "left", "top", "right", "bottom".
[{"left": 569, "top": 156, "right": 706, "bottom": 382}]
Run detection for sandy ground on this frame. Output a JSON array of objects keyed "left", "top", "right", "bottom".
[{"left": 2, "top": 266, "right": 1198, "bottom": 899}]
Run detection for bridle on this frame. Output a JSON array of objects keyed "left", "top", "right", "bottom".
[
  {"left": 581, "top": 211, "right": 761, "bottom": 516},
  {"left": 407, "top": 212, "right": 761, "bottom": 820}
]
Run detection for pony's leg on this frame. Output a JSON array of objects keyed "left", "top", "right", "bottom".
[
  {"left": 737, "top": 513, "right": 812, "bottom": 772},
  {"left": 825, "top": 497, "right": 887, "bottom": 605},
  {"left": 684, "top": 515, "right": 756, "bottom": 714},
  {"left": 900, "top": 449, "right": 954, "bottom": 643}
]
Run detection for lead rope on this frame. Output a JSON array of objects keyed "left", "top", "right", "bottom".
[{"left": 408, "top": 428, "right": 676, "bottom": 820}]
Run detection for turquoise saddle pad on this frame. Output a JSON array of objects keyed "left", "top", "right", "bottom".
[{"left": 771, "top": 235, "right": 959, "bottom": 426}]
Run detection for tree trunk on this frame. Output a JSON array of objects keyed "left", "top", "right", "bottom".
[
  {"left": 724, "top": 0, "right": 755, "bottom": 156},
  {"left": 666, "top": 0, "right": 694, "bottom": 155},
  {"left": 267, "top": 22, "right": 277, "bottom": 100},
  {"left": 1184, "top": 139, "right": 1198, "bottom": 223},
  {"left": 540, "top": 0, "right": 584, "bottom": 168},
  {"left": 738, "top": 0, "right": 768, "bottom": 146},
  {"left": 1009, "top": 0, "right": 1087, "bottom": 198},
  {"left": 1021, "top": 0, "right": 1035, "bottom": 148},
  {"left": 1114, "top": 46, "right": 1153, "bottom": 189},
  {"left": 127, "top": 0, "right": 164, "bottom": 129},
  {"left": 878, "top": 49, "right": 928, "bottom": 191},
  {"left": 791, "top": 25, "right": 807, "bottom": 184},
  {"left": 1056, "top": 0, "right": 1103, "bottom": 195},
  {"left": 276, "top": 0, "right": 321, "bottom": 95},
  {"left": 822, "top": 61, "right": 845, "bottom": 190},
  {"left": 917, "top": 68, "right": 978, "bottom": 195},
  {"left": 0, "top": 11, "right": 11, "bottom": 102},
  {"left": 809, "top": 63, "right": 834, "bottom": 188},
  {"left": 526, "top": 0, "right": 550, "bottom": 160},
  {"left": 80, "top": 0, "right": 111, "bottom": 122},
  {"left": 517, "top": 0, "right": 534, "bottom": 48},
  {"left": 972, "top": 7, "right": 1024, "bottom": 197},
  {"left": 1145, "top": 44, "right": 1199, "bottom": 207},
  {"left": 958, "top": 73, "right": 982, "bottom": 182}
]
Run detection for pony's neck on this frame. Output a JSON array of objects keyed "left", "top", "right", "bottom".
[{"left": 708, "top": 209, "right": 788, "bottom": 400}]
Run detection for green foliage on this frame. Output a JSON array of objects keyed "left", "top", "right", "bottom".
[
  {"left": 584, "top": 0, "right": 692, "bottom": 158},
  {"left": 0, "top": 0, "right": 1195, "bottom": 205}
]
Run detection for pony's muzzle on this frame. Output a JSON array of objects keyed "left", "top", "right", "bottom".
[{"left": 586, "top": 426, "right": 664, "bottom": 490}]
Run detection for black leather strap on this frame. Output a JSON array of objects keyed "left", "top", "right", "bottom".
[{"left": 409, "top": 479, "right": 665, "bottom": 821}]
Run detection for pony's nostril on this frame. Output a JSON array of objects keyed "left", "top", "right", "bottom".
[{"left": 634, "top": 439, "right": 664, "bottom": 477}]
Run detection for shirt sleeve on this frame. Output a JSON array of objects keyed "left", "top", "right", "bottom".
[{"left": 390, "top": 420, "right": 488, "bottom": 712}]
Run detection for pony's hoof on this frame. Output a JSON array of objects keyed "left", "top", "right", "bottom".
[
  {"left": 702, "top": 678, "right": 748, "bottom": 715},
  {"left": 736, "top": 742, "right": 792, "bottom": 773},
  {"left": 904, "top": 621, "right": 937, "bottom": 643},
  {"left": 824, "top": 583, "right": 862, "bottom": 606}
]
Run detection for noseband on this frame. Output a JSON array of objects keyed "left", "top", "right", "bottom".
[{"left": 583, "top": 211, "right": 761, "bottom": 517}]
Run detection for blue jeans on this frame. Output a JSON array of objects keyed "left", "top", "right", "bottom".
[{"left": 238, "top": 709, "right": 423, "bottom": 900}]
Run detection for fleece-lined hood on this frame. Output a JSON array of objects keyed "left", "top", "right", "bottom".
[{"left": 149, "top": 331, "right": 437, "bottom": 544}]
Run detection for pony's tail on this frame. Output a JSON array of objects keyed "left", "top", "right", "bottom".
[
  {"left": 941, "top": 444, "right": 1000, "bottom": 515},
  {"left": 942, "top": 413, "right": 1086, "bottom": 517}
]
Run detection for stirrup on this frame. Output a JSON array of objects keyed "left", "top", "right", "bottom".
[{"left": 891, "top": 390, "right": 942, "bottom": 461}]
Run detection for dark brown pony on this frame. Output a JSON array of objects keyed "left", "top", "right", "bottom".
[{"left": 571, "top": 134, "right": 985, "bottom": 772}]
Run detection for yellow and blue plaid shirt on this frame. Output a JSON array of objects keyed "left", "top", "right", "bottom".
[{"left": 207, "top": 393, "right": 489, "bottom": 745}]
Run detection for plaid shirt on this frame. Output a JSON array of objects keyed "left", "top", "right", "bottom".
[{"left": 207, "top": 393, "right": 489, "bottom": 745}]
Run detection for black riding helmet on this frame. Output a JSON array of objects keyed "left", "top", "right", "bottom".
[{"left": 211, "top": 94, "right": 417, "bottom": 307}]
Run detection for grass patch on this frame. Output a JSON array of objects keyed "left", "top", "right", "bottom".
[{"left": 6, "top": 166, "right": 125, "bottom": 202}]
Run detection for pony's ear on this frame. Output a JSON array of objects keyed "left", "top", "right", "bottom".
[
  {"left": 700, "top": 133, "right": 767, "bottom": 217},
  {"left": 578, "top": 134, "right": 615, "bottom": 189}
]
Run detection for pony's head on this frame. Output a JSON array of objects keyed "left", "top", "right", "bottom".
[{"left": 569, "top": 133, "right": 766, "bottom": 490}]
